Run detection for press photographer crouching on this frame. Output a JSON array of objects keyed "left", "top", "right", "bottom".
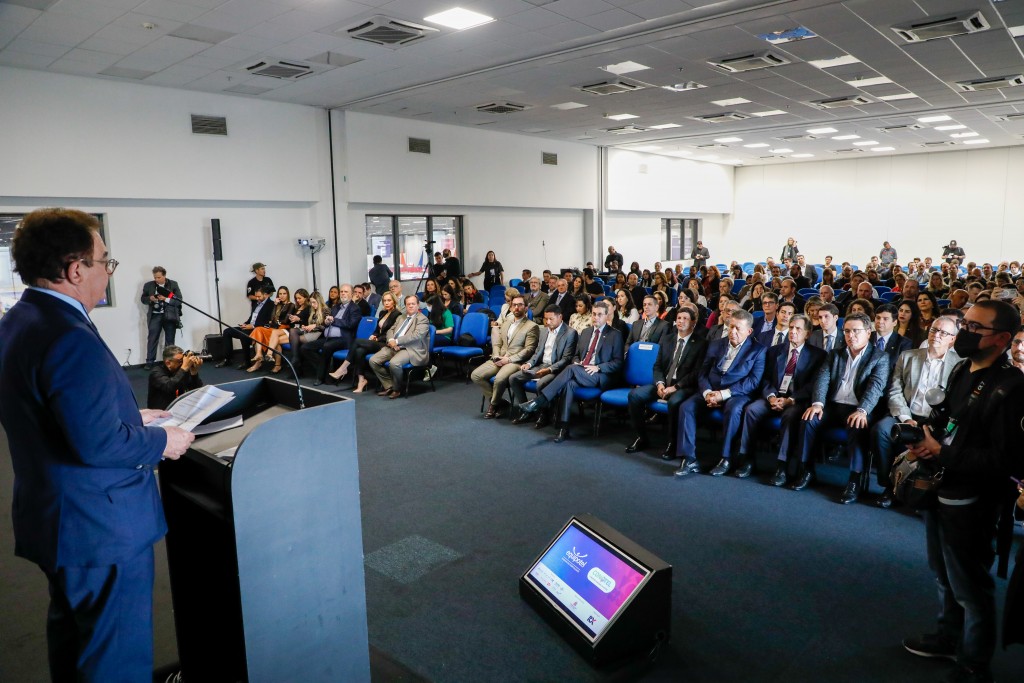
[
  {"left": 900, "top": 300, "right": 1024, "bottom": 683},
  {"left": 148, "top": 345, "right": 205, "bottom": 410}
]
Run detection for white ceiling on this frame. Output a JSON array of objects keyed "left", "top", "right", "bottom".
[{"left": 4, "top": 0, "right": 1024, "bottom": 165}]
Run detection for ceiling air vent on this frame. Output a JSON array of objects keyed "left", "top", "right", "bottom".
[
  {"left": 920, "top": 141, "right": 955, "bottom": 147},
  {"left": 542, "top": 152, "right": 558, "bottom": 165},
  {"left": 810, "top": 95, "right": 872, "bottom": 109},
  {"left": 408, "top": 137, "right": 431, "bottom": 154},
  {"left": 876, "top": 124, "right": 924, "bottom": 132},
  {"left": 345, "top": 15, "right": 438, "bottom": 47},
  {"left": 776, "top": 134, "right": 819, "bottom": 141},
  {"left": 476, "top": 102, "right": 531, "bottom": 114},
  {"left": 992, "top": 112, "right": 1024, "bottom": 122},
  {"left": 244, "top": 59, "right": 317, "bottom": 80},
  {"left": 707, "top": 50, "right": 789, "bottom": 73},
  {"left": 577, "top": 79, "right": 646, "bottom": 95},
  {"left": 696, "top": 143, "right": 729, "bottom": 149},
  {"left": 191, "top": 115, "right": 227, "bottom": 136},
  {"left": 892, "top": 11, "right": 989, "bottom": 43},
  {"left": 831, "top": 148, "right": 865, "bottom": 154},
  {"left": 604, "top": 125, "right": 646, "bottom": 135},
  {"left": 692, "top": 112, "right": 750, "bottom": 123},
  {"left": 956, "top": 74, "right": 1024, "bottom": 92}
]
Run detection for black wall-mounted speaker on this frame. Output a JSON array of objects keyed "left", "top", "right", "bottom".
[{"left": 211, "top": 219, "right": 223, "bottom": 261}]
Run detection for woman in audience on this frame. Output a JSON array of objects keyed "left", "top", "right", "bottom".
[
  {"left": 917, "top": 291, "right": 940, "bottom": 330},
  {"left": 441, "top": 287, "right": 463, "bottom": 318},
  {"left": 279, "top": 290, "right": 326, "bottom": 370},
  {"left": 325, "top": 286, "right": 340, "bottom": 310},
  {"left": 846, "top": 297, "right": 874, "bottom": 319},
  {"left": 425, "top": 294, "right": 455, "bottom": 347},
  {"left": 804, "top": 297, "right": 823, "bottom": 331},
  {"left": 462, "top": 282, "right": 484, "bottom": 307},
  {"left": 247, "top": 286, "right": 295, "bottom": 372},
  {"left": 663, "top": 269, "right": 677, "bottom": 289},
  {"left": 730, "top": 264, "right": 745, "bottom": 282},
  {"left": 571, "top": 275, "right": 586, "bottom": 298},
  {"left": 742, "top": 282, "right": 766, "bottom": 312},
  {"left": 896, "top": 300, "right": 925, "bottom": 347},
  {"left": 653, "top": 290, "right": 670, "bottom": 319},
  {"left": 769, "top": 276, "right": 783, "bottom": 292},
  {"left": 703, "top": 265, "right": 721, "bottom": 298},
  {"left": 612, "top": 272, "right": 627, "bottom": 292},
  {"left": 651, "top": 272, "right": 672, "bottom": 300},
  {"left": 569, "top": 294, "right": 593, "bottom": 335},
  {"left": 891, "top": 271, "right": 907, "bottom": 293},
  {"left": 423, "top": 278, "right": 441, "bottom": 300},
  {"left": 706, "top": 293, "right": 733, "bottom": 329},
  {"left": 926, "top": 271, "right": 948, "bottom": 298},
  {"left": 615, "top": 289, "right": 639, "bottom": 325},
  {"left": 629, "top": 261, "right": 642, "bottom": 277},
  {"left": 493, "top": 287, "right": 517, "bottom": 328},
  {"left": 330, "top": 291, "right": 401, "bottom": 392},
  {"left": 640, "top": 269, "right": 654, "bottom": 288},
  {"left": 665, "top": 290, "right": 691, "bottom": 323},
  {"left": 468, "top": 250, "right": 504, "bottom": 291},
  {"left": 686, "top": 277, "right": 708, "bottom": 308}
]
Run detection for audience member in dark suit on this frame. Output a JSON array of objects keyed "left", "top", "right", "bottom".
[
  {"left": 628, "top": 295, "right": 671, "bottom": 345},
  {"left": 707, "top": 300, "right": 740, "bottom": 341},
  {"left": 329, "top": 291, "right": 402, "bottom": 392},
  {"left": 216, "top": 285, "right": 275, "bottom": 367},
  {"left": 0, "top": 208, "right": 194, "bottom": 681},
  {"left": 797, "top": 313, "right": 889, "bottom": 504},
  {"left": 147, "top": 345, "right": 204, "bottom": 410},
  {"left": 518, "top": 301, "right": 624, "bottom": 443},
  {"left": 778, "top": 277, "right": 806, "bottom": 313},
  {"left": 736, "top": 315, "right": 826, "bottom": 484},
  {"left": 302, "top": 284, "right": 363, "bottom": 385},
  {"left": 756, "top": 300, "right": 796, "bottom": 349},
  {"left": 626, "top": 272, "right": 647, "bottom": 309},
  {"left": 675, "top": 309, "right": 766, "bottom": 477},
  {"left": 807, "top": 303, "right": 845, "bottom": 353},
  {"left": 798, "top": 255, "right": 817, "bottom": 284},
  {"left": 352, "top": 284, "right": 373, "bottom": 316},
  {"left": 871, "top": 303, "right": 913, "bottom": 388},
  {"left": 549, "top": 277, "right": 576, "bottom": 320},
  {"left": 510, "top": 305, "right": 578, "bottom": 428},
  {"left": 626, "top": 305, "right": 707, "bottom": 459},
  {"left": 140, "top": 265, "right": 182, "bottom": 369}
]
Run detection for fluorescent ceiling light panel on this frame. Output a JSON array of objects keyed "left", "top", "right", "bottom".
[
  {"left": 605, "top": 113, "right": 638, "bottom": 120},
  {"left": 769, "top": 148, "right": 793, "bottom": 153},
  {"left": 807, "top": 127, "right": 838, "bottom": 134},
  {"left": 662, "top": 82, "right": 705, "bottom": 92},
  {"left": 751, "top": 110, "right": 786, "bottom": 117},
  {"left": 791, "top": 153, "right": 815, "bottom": 158},
  {"left": 950, "top": 132, "right": 979, "bottom": 138},
  {"left": 871, "top": 147, "right": 895, "bottom": 152},
  {"left": 1009, "top": 25, "right": 1024, "bottom": 38},
  {"left": 877, "top": 93, "right": 918, "bottom": 101},
  {"left": 743, "top": 142, "right": 770, "bottom": 148},
  {"left": 602, "top": 61, "right": 649, "bottom": 75},
  {"left": 808, "top": 55, "right": 861, "bottom": 69},
  {"left": 714, "top": 137, "right": 743, "bottom": 143},
  {"left": 424, "top": 8, "right": 494, "bottom": 30},
  {"left": 648, "top": 123, "right": 681, "bottom": 129},
  {"left": 917, "top": 115, "right": 952, "bottom": 123},
  {"left": 711, "top": 97, "right": 751, "bottom": 106},
  {"left": 851, "top": 140, "right": 879, "bottom": 146},
  {"left": 934, "top": 124, "right": 966, "bottom": 130},
  {"left": 832, "top": 134, "right": 859, "bottom": 140},
  {"left": 846, "top": 76, "right": 893, "bottom": 87},
  {"left": 962, "top": 138, "right": 989, "bottom": 144},
  {"left": 551, "top": 101, "right": 587, "bottom": 110}
]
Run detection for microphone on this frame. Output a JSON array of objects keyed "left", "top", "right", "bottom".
[{"left": 156, "top": 284, "right": 306, "bottom": 409}]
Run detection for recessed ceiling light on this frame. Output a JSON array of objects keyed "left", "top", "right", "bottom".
[
  {"left": 917, "top": 115, "right": 952, "bottom": 123},
  {"left": 846, "top": 76, "right": 893, "bottom": 87},
  {"left": 662, "top": 82, "right": 705, "bottom": 92},
  {"left": 769, "top": 148, "right": 793, "bottom": 153},
  {"left": 851, "top": 140, "right": 880, "bottom": 146},
  {"left": 551, "top": 101, "right": 587, "bottom": 110},
  {"left": 950, "top": 131, "right": 979, "bottom": 138},
  {"left": 807, "top": 127, "right": 838, "bottom": 134},
  {"left": 743, "top": 142, "right": 770, "bottom": 148},
  {"left": 871, "top": 147, "right": 895, "bottom": 152},
  {"left": 962, "top": 138, "right": 989, "bottom": 144},
  {"left": 648, "top": 123, "right": 681, "bottom": 129},
  {"left": 714, "top": 136, "right": 743, "bottom": 143},
  {"left": 877, "top": 93, "right": 918, "bottom": 101},
  {"left": 423, "top": 7, "right": 494, "bottom": 30},
  {"left": 605, "top": 113, "right": 638, "bottom": 120},
  {"left": 601, "top": 61, "right": 650, "bottom": 75},
  {"left": 750, "top": 110, "right": 786, "bottom": 117},
  {"left": 808, "top": 55, "right": 861, "bottom": 69},
  {"left": 934, "top": 124, "right": 966, "bottom": 130},
  {"left": 832, "top": 134, "right": 860, "bottom": 140},
  {"left": 711, "top": 97, "right": 751, "bottom": 106},
  {"left": 791, "top": 153, "right": 815, "bottom": 158},
  {"left": 1009, "top": 25, "right": 1024, "bottom": 38}
]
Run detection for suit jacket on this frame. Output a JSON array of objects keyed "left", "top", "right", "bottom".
[
  {"left": 698, "top": 336, "right": 767, "bottom": 398},
  {"left": 573, "top": 325, "right": 624, "bottom": 375},
  {"left": 526, "top": 323, "right": 578, "bottom": 373},
  {"left": 493, "top": 316, "right": 539, "bottom": 363},
  {"left": 323, "top": 301, "right": 362, "bottom": 343},
  {"left": 386, "top": 311, "right": 431, "bottom": 366},
  {"left": 780, "top": 294, "right": 806, "bottom": 313},
  {"left": 628, "top": 285, "right": 647, "bottom": 309},
  {"left": 760, "top": 343, "right": 826, "bottom": 403},
  {"left": 811, "top": 344, "right": 890, "bottom": 413},
  {"left": 245, "top": 299, "right": 275, "bottom": 328},
  {"left": 652, "top": 333, "right": 707, "bottom": 393},
  {"left": 757, "top": 326, "right": 790, "bottom": 350},
  {"left": 706, "top": 324, "right": 730, "bottom": 342},
  {"left": 551, "top": 290, "right": 576, "bottom": 320},
  {"left": 807, "top": 328, "right": 846, "bottom": 353},
  {"left": 523, "top": 290, "right": 549, "bottom": 319},
  {"left": 140, "top": 278, "right": 182, "bottom": 321},
  {"left": 628, "top": 316, "right": 670, "bottom": 346},
  {"left": 0, "top": 289, "right": 167, "bottom": 570},
  {"left": 887, "top": 348, "right": 961, "bottom": 419},
  {"left": 803, "top": 264, "right": 818, "bottom": 282},
  {"left": 873, "top": 332, "right": 913, "bottom": 379}
]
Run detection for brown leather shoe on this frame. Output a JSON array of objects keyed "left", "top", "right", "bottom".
[{"left": 484, "top": 405, "right": 499, "bottom": 419}]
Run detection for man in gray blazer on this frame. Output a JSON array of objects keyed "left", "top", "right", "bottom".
[
  {"left": 369, "top": 295, "right": 430, "bottom": 398},
  {"left": 628, "top": 296, "right": 670, "bottom": 345},
  {"left": 523, "top": 277, "right": 549, "bottom": 320},
  {"left": 471, "top": 295, "right": 539, "bottom": 418},
  {"left": 140, "top": 266, "right": 182, "bottom": 369},
  {"left": 510, "top": 305, "right": 578, "bottom": 427},
  {"left": 871, "top": 315, "right": 961, "bottom": 508}
]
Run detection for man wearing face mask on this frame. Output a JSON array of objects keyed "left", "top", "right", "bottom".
[{"left": 902, "top": 301, "right": 1024, "bottom": 683}]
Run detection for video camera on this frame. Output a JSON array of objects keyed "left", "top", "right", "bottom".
[{"left": 891, "top": 387, "right": 949, "bottom": 445}]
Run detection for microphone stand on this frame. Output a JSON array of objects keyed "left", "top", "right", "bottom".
[{"left": 157, "top": 285, "right": 306, "bottom": 409}]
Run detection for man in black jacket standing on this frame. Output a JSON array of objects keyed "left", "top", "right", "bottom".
[{"left": 140, "top": 266, "right": 182, "bottom": 369}]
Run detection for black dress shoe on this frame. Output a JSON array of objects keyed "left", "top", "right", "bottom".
[
  {"left": 625, "top": 437, "right": 649, "bottom": 454},
  {"left": 645, "top": 413, "right": 661, "bottom": 424},
  {"left": 553, "top": 427, "right": 571, "bottom": 443},
  {"left": 313, "top": 380, "right": 324, "bottom": 386},
  {"left": 709, "top": 459, "right": 730, "bottom": 477},
  {"left": 144, "top": 363, "right": 154, "bottom": 370},
  {"left": 519, "top": 399, "right": 542, "bottom": 414},
  {"left": 660, "top": 443, "right": 677, "bottom": 461},
  {"left": 533, "top": 415, "right": 550, "bottom": 429},
  {"left": 876, "top": 488, "right": 895, "bottom": 509},
  {"left": 789, "top": 469, "right": 813, "bottom": 491},
  {"left": 236, "top": 363, "right": 249, "bottom": 370},
  {"left": 214, "top": 360, "right": 228, "bottom": 368},
  {"left": 674, "top": 458, "right": 700, "bottom": 477},
  {"left": 771, "top": 464, "right": 788, "bottom": 487},
  {"left": 839, "top": 481, "right": 860, "bottom": 505},
  {"left": 511, "top": 413, "right": 531, "bottom": 425},
  {"left": 734, "top": 462, "right": 754, "bottom": 478}
]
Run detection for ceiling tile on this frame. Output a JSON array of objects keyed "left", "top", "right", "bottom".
[
  {"left": 626, "top": 0, "right": 692, "bottom": 22},
  {"left": 19, "top": 11, "right": 109, "bottom": 46},
  {"left": 0, "top": 49, "right": 57, "bottom": 67},
  {"left": 77, "top": 34, "right": 143, "bottom": 55},
  {"left": 545, "top": 0, "right": 616, "bottom": 21},
  {"left": 132, "top": 0, "right": 211, "bottom": 24},
  {"left": 503, "top": 6, "right": 566, "bottom": 29},
  {"left": 6, "top": 36, "right": 71, "bottom": 57}
]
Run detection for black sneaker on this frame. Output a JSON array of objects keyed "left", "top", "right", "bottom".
[{"left": 903, "top": 633, "right": 956, "bottom": 661}]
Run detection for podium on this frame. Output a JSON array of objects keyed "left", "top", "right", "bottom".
[{"left": 159, "top": 378, "right": 370, "bottom": 683}]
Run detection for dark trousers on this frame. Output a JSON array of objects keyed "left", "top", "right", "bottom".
[
  {"left": 539, "top": 364, "right": 610, "bottom": 425},
  {"left": 676, "top": 392, "right": 748, "bottom": 460},
  {"left": 348, "top": 339, "right": 385, "bottom": 382},
  {"left": 798, "top": 403, "right": 869, "bottom": 470},
  {"left": 301, "top": 335, "right": 352, "bottom": 381},
  {"left": 222, "top": 326, "right": 259, "bottom": 363},
  {"left": 924, "top": 500, "right": 1000, "bottom": 671},
  {"left": 509, "top": 368, "right": 558, "bottom": 405},
  {"left": 42, "top": 547, "right": 155, "bottom": 683},
  {"left": 739, "top": 399, "right": 806, "bottom": 462},
  {"left": 145, "top": 314, "right": 176, "bottom": 363},
  {"left": 627, "top": 384, "right": 690, "bottom": 444}
]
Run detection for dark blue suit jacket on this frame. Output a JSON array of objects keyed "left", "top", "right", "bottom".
[
  {"left": 324, "top": 301, "right": 362, "bottom": 344},
  {"left": 0, "top": 289, "right": 166, "bottom": 570},
  {"left": 756, "top": 326, "right": 789, "bottom": 350},
  {"left": 573, "top": 325, "right": 624, "bottom": 376},
  {"left": 698, "top": 336, "right": 766, "bottom": 398},
  {"left": 812, "top": 344, "right": 890, "bottom": 413},
  {"left": 760, "top": 343, "right": 827, "bottom": 402}
]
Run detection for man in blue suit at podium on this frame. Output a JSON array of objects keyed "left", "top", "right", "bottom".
[{"left": 0, "top": 209, "right": 194, "bottom": 682}]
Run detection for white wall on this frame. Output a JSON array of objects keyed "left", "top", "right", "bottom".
[
  {"left": 606, "top": 149, "right": 734, "bottom": 214},
  {"left": 604, "top": 211, "right": 728, "bottom": 270},
  {"left": 730, "top": 148, "right": 1024, "bottom": 265},
  {"left": 1, "top": 68, "right": 334, "bottom": 360}
]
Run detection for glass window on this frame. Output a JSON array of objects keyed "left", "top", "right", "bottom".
[
  {"left": 364, "top": 215, "right": 462, "bottom": 282},
  {"left": 661, "top": 218, "right": 699, "bottom": 261},
  {"left": 397, "top": 217, "right": 429, "bottom": 280}
]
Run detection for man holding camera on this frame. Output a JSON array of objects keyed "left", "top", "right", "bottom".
[
  {"left": 148, "top": 345, "right": 204, "bottom": 410},
  {"left": 140, "top": 266, "right": 182, "bottom": 370},
  {"left": 902, "top": 301, "right": 1024, "bottom": 683}
]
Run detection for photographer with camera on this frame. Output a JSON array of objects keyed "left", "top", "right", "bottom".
[
  {"left": 901, "top": 301, "right": 1024, "bottom": 683},
  {"left": 140, "top": 266, "right": 182, "bottom": 370},
  {"left": 148, "top": 345, "right": 205, "bottom": 410}
]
